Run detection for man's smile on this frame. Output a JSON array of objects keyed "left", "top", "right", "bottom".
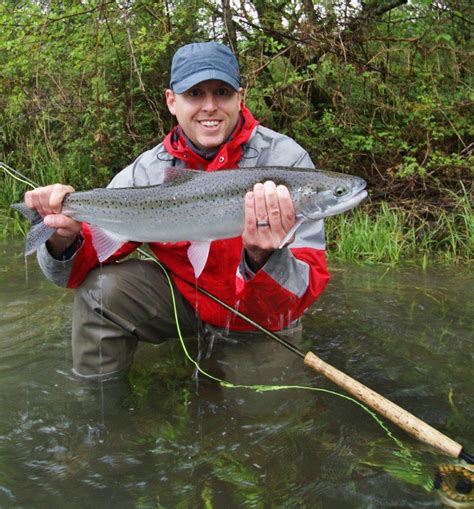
[{"left": 198, "top": 120, "right": 222, "bottom": 128}]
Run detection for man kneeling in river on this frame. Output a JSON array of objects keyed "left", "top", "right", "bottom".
[{"left": 22, "top": 42, "right": 330, "bottom": 380}]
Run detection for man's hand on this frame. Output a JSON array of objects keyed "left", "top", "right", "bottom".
[
  {"left": 242, "top": 181, "right": 296, "bottom": 272},
  {"left": 24, "top": 184, "right": 82, "bottom": 258}
]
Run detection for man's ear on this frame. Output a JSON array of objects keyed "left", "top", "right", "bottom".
[{"left": 165, "top": 89, "right": 176, "bottom": 115}]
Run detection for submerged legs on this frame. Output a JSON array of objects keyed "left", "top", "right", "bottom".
[{"left": 71, "top": 259, "right": 199, "bottom": 380}]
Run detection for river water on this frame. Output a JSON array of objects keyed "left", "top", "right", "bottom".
[{"left": 1, "top": 242, "right": 473, "bottom": 508}]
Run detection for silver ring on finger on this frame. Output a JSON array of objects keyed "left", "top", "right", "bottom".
[{"left": 256, "top": 220, "right": 270, "bottom": 228}]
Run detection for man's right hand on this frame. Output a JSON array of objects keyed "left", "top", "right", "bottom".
[{"left": 24, "top": 184, "right": 82, "bottom": 258}]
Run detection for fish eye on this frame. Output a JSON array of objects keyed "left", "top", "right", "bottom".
[{"left": 334, "top": 186, "right": 348, "bottom": 197}]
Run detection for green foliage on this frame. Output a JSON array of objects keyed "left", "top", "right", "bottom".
[
  {"left": 327, "top": 191, "right": 473, "bottom": 265},
  {"left": 1, "top": 0, "right": 472, "bottom": 260}
]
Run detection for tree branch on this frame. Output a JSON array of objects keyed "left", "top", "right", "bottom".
[{"left": 370, "top": 0, "right": 408, "bottom": 19}]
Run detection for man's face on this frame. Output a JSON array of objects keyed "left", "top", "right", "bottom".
[{"left": 165, "top": 80, "right": 242, "bottom": 151}]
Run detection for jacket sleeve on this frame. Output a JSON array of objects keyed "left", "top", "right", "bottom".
[
  {"left": 235, "top": 125, "right": 329, "bottom": 328},
  {"left": 37, "top": 241, "right": 82, "bottom": 288},
  {"left": 235, "top": 220, "right": 329, "bottom": 329},
  {"left": 36, "top": 224, "right": 140, "bottom": 288},
  {"left": 35, "top": 145, "right": 170, "bottom": 288}
]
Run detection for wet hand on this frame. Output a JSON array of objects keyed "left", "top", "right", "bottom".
[
  {"left": 242, "top": 181, "right": 296, "bottom": 272},
  {"left": 24, "top": 184, "right": 82, "bottom": 256}
]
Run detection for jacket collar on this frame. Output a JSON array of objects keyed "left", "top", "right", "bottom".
[{"left": 163, "top": 105, "right": 259, "bottom": 170}]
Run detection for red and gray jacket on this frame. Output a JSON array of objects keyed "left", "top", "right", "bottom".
[{"left": 37, "top": 106, "right": 330, "bottom": 331}]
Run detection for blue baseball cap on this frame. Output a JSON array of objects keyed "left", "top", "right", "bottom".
[{"left": 170, "top": 42, "right": 240, "bottom": 93}]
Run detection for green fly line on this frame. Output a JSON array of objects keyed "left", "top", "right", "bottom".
[
  {"left": 137, "top": 248, "right": 430, "bottom": 483},
  {"left": 0, "top": 162, "right": 37, "bottom": 189}
]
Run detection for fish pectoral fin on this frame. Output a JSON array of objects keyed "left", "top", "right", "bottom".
[
  {"left": 278, "top": 216, "right": 306, "bottom": 249},
  {"left": 187, "top": 241, "right": 211, "bottom": 279},
  {"left": 90, "top": 225, "right": 129, "bottom": 263}
]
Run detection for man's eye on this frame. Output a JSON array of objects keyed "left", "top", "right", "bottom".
[
  {"left": 215, "top": 87, "right": 231, "bottom": 97},
  {"left": 187, "top": 89, "right": 203, "bottom": 97}
]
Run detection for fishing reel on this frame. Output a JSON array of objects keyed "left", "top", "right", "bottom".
[{"left": 435, "top": 462, "right": 474, "bottom": 507}]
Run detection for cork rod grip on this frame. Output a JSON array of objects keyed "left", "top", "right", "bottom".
[{"left": 304, "top": 351, "right": 463, "bottom": 458}]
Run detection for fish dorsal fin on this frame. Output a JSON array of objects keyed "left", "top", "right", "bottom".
[
  {"left": 89, "top": 225, "right": 129, "bottom": 262},
  {"left": 161, "top": 167, "right": 201, "bottom": 186},
  {"left": 278, "top": 215, "right": 306, "bottom": 249},
  {"left": 187, "top": 241, "right": 211, "bottom": 278}
]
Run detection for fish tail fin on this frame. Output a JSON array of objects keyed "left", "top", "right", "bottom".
[
  {"left": 11, "top": 202, "right": 40, "bottom": 223},
  {"left": 11, "top": 202, "right": 57, "bottom": 255}
]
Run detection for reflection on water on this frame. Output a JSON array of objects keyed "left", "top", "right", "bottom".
[{"left": 1, "top": 242, "right": 473, "bottom": 508}]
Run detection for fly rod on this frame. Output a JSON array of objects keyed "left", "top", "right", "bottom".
[{"left": 196, "top": 284, "right": 473, "bottom": 465}]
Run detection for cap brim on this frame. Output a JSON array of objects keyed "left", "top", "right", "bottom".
[{"left": 173, "top": 70, "right": 240, "bottom": 93}]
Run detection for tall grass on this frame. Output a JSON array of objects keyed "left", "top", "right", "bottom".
[
  {"left": 327, "top": 194, "right": 473, "bottom": 266},
  {"left": 0, "top": 153, "right": 100, "bottom": 238}
]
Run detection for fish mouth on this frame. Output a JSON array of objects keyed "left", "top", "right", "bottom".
[
  {"left": 355, "top": 178, "right": 367, "bottom": 193},
  {"left": 342, "top": 187, "right": 367, "bottom": 209}
]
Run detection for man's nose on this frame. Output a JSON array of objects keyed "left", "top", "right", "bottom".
[{"left": 201, "top": 93, "right": 217, "bottom": 111}]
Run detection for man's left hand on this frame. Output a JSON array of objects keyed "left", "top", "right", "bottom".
[{"left": 242, "top": 181, "right": 296, "bottom": 272}]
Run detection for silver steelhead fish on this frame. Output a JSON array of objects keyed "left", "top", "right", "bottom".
[{"left": 12, "top": 165, "right": 367, "bottom": 276}]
